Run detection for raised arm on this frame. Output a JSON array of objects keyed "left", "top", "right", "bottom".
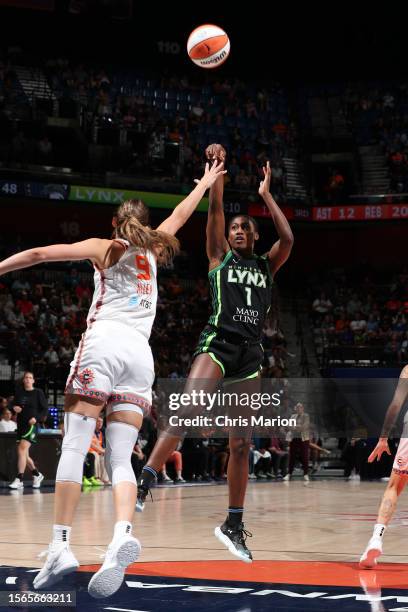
[
  {"left": 204, "top": 144, "right": 230, "bottom": 269},
  {"left": 259, "top": 161, "right": 294, "bottom": 277},
  {"left": 156, "top": 160, "right": 226, "bottom": 236},
  {"left": 0, "top": 238, "right": 112, "bottom": 277},
  {"left": 368, "top": 365, "right": 408, "bottom": 462}
]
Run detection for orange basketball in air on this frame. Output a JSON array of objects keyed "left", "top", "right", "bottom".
[{"left": 187, "top": 24, "right": 230, "bottom": 69}]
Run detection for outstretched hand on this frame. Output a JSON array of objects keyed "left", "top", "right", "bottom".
[
  {"left": 205, "top": 143, "right": 227, "bottom": 163},
  {"left": 258, "top": 160, "right": 272, "bottom": 197},
  {"left": 194, "top": 160, "right": 227, "bottom": 189},
  {"left": 368, "top": 439, "right": 391, "bottom": 463}
]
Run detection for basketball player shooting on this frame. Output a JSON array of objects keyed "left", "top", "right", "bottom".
[{"left": 137, "top": 144, "right": 294, "bottom": 563}]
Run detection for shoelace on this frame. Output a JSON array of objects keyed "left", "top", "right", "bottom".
[
  {"left": 139, "top": 485, "right": 153, "bottom": 504},
  {"left": 229, "top": 524, "right": 252, "bottom": 546}
]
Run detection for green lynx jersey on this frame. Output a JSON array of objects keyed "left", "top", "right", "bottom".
[{"left": 207, "top": 250, "right": 273, "bottom": 341}]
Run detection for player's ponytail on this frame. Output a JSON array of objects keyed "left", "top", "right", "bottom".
[{"left": 114, "top": 199, "right": 180, "bottom": 266}]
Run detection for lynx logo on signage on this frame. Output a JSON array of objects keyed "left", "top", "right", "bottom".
[
  {"left": 71, "top": 187, "right": 126, "bottom": 203},
  {"left": 68, "top": 185, "right": 209, "bottom": 210}
]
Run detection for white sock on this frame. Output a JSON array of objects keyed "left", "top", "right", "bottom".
[
  {"left": 52, "top": 524, "right": 71, "bottom": 545},
  {"left": 373, "top": 523, "right": 386, "bottom": 539},
  {"left": 113, "top": 520, "right": 132, "bottom": 541}
]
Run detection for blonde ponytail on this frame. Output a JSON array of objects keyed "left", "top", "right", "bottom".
[{"left": 113, "top": 199, "right": 179, "bottom": 266}]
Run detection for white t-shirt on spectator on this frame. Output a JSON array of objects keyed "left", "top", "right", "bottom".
[
  {"left": 350, "top": 319, "right": 367, "bottom": 332},
  {"left": 313, "top": 298, "right": 332, "bottom": 313},
  {"left": 0, "top": 420, "right": 17, "bottom": 432}
]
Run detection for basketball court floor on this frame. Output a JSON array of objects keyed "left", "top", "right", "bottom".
[{"left": 1, "top": 479, "right": 408, "bottom": 611}]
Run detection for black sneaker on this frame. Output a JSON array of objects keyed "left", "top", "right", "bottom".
[
  {"left": 214, "top": 521, "right": 253, "bottom": 563},
  {"left": 136, "top": 483, "right": 151, "bottom": 513}
]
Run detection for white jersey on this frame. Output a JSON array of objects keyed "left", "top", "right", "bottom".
[{"left": 87, "top": 239, "right": 158, "bottom": 339}]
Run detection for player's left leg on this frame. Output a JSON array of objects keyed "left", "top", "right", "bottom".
[
  {"left": 360, "top": 471, "right": 408, "bottom": 568},
  {"left": 34, "top": 394, "right": 105, "bottom": 590},
  {"left": 9, "top": 439, "right": 31, "bottom": 489},
  {"left": 214, "top": 373, "right": 260, "bottom": 563},
  {"left": 88, "top": 405, "right": 143, "bottom": 599},
  {"left": 27, "top": 451, "right": 44, "bottom": 488}
]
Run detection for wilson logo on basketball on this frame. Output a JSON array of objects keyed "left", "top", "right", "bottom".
[{"left": 78, "top": 368, "right": 95, "bottom": 388}]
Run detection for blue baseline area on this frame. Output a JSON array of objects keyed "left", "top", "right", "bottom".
[{"left": 1, "top": 566, "right": 408, "bottom": 612}]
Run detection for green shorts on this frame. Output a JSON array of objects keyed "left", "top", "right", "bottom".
[
  {"left": 16, "top": 423, "right": 39, "bottom": 444},
  {"left": 193, "top": 326, "right": 263, "bottom": 381}
]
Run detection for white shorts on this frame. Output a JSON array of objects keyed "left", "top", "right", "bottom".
[
  {"left": 393, "top": 437, "right": 408, "bottom": 475},
  {"left": 65, "top": 320, "right": 154, "bottom": 416}
]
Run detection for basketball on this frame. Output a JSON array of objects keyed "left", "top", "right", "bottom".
[{"left": 187, "top": 24, "right": 230, "bottom": 69}]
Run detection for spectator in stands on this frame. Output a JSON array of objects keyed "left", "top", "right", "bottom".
[
  {"left": 37, "top": 135, "right": 53, "bottom": 164},
  {"left": 83, "top": 451, "right": 97, "bottom": 487},
  {"left": 59, "top": 336, "right": 76, "bottom": 367},
  {"left": 271, "top": 163, "right": 284, "bottom": 188},
  {"left": 268, "top": 435, "right": 288, "bottom": 477},
  {"left": 8, "top": 371, "right": 47, "bottom": 489},
  {"left": 182, "top": 438, "right": 211, "bottom": 481},
  {"left": 350, "top": 312, "right": 367, "bottom": 334},
  {"left": 11, "top": 278, "right": 30, "bottom": 292},
  {"left": 86, "top": 416, "right": 110, "bottom": 486},
  {"left": 342, "top": 437, "right": 366, "bottom": 481},
  {"left": 384, "top": 333, "right": 401, "bottom": 364},
  {"left": 166, "top": 275, "right": 183, "bottom": 299},
  {"left": 208, "top": 438, "right": 229, "bottom": 480},
  {"left": 6, "top": 305, "right": 25, "bottom": 329},
  {"left": 335, "top": 312, "right": 349, "bottom": 338},
  {"left": 161, "top": 446, "right": 185, "bottom": 483},
  {"left": 235, "top": 169, "right": 251, "bottom": 188},
  {"left": 327, "top": 170, "right": 345, "bottom": 203},
  {"left": 386, "top": 294, "right": 402, "bottom": 313},
  {"left": 44, "top": 344, "right": 60, "bottom": 367},
  {"left": 312, "top": 292, "right": 333, "bottom": 321},
  {"left": 253, "top": 446, "right": 273, "bottom": 479},
  {"left": 16, "top": 291, "right": 34, "bottom": 318},
  {"left": 284, "top": 402, "right": 311, "bottom": 482},
  {"left": 399, "top": 332, "right": 408, "bottom": 362},
  {"left": 0, "top": 406, "right": 17, "bottom": 432},
  {"left": 346, "top": 293, "right": 363, "bottom": 317},
  {"left": 366, "top": 314, "right": 379, "bottom": 337}
]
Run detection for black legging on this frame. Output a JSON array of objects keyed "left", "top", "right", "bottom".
[
  {"left": 84, "top": 452, "right": 95, "bottom": 479},
  {"left": 182, "top": 447, "right": 209, "bottom": 480}
]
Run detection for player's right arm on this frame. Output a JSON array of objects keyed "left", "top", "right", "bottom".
[
  {"left": 205, "top": 144, "right": 230, "bottom": 270},
  {"left": 368, "top": 365, "right": 408, "bottom": 462},
  {"left": 0, "top": 238, "right": 115, "bottom": 275}
]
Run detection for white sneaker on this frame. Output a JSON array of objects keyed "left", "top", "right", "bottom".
[
  {"left": 248, "top": 473, "right": 257, "bottom": 480},
  {"left": 88, "top": 534, "right": 141, "bottom": 599},
  {"left": 161, "top": 474, "right": 172, "bottom": 482},
  {"left": 9, "top": 478, "right": 23, "bottom": 489},
  {"left": 283, "top": 474, "right": 291, "bottom": 481},
  {"left": 303, "top": 475, "right": 310, "bottom": 482},
  {"left": 33, "top": 473, "right": 44, "bottom": 488},
  {"left": 33, "top": 543, "right": 79, "bottom": 589},
  {"left": 359, "top": 536, "right": 382, "bottom": 569}
]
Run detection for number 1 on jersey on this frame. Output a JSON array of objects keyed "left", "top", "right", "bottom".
[
  {"left": 135, "top": 255, "right": 151, "bottom": 280},
  {"left": 245, "top": 287, "right": 252, "bottom": 306}
]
